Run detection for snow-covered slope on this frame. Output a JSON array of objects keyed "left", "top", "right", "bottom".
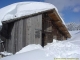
[
  {"left": 16, "top": 44, "right": 42, "bottom": 54},
  {"left": 43, "top": 31, "right": 80, "bottom": 58},
  {"left": 66, "top": 22, "right": 80, "bottom": 31},
  {"left": 0, "top": 30, "right": 80, "bottom": 60},
  {"left": 0, "top": 1, "right": 57, "bottom": 25}
]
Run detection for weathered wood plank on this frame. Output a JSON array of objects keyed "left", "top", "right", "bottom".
[
  {"left": 3, "top": 14, "right": 43, "bottom": 53},
  {"left": 15, "top": 21, "right": 19, "bottom": 52},
  {"left": 22, "top": 19, "right": 26, "bottom": 47},
  {"left": 17, "top": 20, "right": 23, "bottom": 51},
  {"left": 34, "top": 15, "right": 42, "bottom": 44},
  {"left": 9, "top": 22, "right": 15, "bottom": 53}
]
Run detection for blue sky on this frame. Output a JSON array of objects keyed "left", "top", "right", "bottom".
[
  {"left": 45, "top": 0, "right": 80, "bottom": 23},
  {"left": 0, "top": 0, "right": 44, "bottom": 8},
  {"left": 0, "top": 0, "right": 80, "bottom": 23}
]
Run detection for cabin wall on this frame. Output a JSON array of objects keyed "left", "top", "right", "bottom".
[
  {"left": 42, "top": 15, "right": 53, "bottom": 45},
  {"left": 42, "top": 13, "right": 67, "bottom": 45},
  {"left": 0, "top": 13, "right": 68, "bottom": 53},
  {"left": 52, "top": 22, "right": 67, "bottom": 41},
  {"left": 4, "top": 14, "right": 42, "bottom": 53},
  {"left": 62, "top": 36, "right": 66, "bottom": 40},
  {"left": 52, "top": 26, "right": 57, "bottom": 40}
]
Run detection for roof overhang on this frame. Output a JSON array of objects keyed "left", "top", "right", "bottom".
[{"left": 48, "top": 9, "right": 71, "bottom": 38}]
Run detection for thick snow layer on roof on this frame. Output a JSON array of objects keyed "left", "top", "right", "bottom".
[
  {"left": 0, "top": 31, "right": 80, "bottom": 59},
  {"left": 0, "top": 1, "right": 58, "bottom": 25},
  {"left": 0, "top": 1, "right": 66, "bottom": 26}
]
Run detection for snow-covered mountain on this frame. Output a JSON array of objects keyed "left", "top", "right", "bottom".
[
  {"left": 66, "top": 22, "right": 80, "bottom": 31},
  {"left": 0, "top": 30, "right": 80, "bottom": 60}
]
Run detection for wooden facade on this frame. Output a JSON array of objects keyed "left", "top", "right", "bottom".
[{"left": 0, "top": 9, "right": 71, "bottom": 53}]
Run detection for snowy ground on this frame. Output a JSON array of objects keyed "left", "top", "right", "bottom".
[{"left": 0, "top": 30, "right": 80, "bottom": 60}]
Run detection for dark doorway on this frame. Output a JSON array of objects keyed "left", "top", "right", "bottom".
[{"left": 42, "top": 33, "right": 46, "bottom": 47}]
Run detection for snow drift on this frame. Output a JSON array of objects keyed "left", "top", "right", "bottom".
[
  {"left": 0, "top": 31, "right": 80, "bottom": 60},
  {"left": 16, "top": 44, "right": 43, "bottom": 54}
]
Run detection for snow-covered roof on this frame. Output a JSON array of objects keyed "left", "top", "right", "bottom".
[
  {"left": 0, "top": 1, "right": 58, "bottom": 25},
  {"left": 0, "top": 1, "right": 71, "bottom": 38}
]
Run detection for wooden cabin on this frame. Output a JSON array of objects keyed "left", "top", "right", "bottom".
[{"left": 0, "top": 8, "right": 71, "bottom": 53}]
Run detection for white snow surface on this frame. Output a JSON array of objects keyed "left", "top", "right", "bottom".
[
  {"left": 16, "top": 44, "right": 43, "bottom": 54},
  {"left": 0, "top": 51, "right": 13, "bottom": 56},
  {"left": 0, "top": 30, "right": 80, "bottom": 60},
  {"left": 16, "top": 39, "right": 58, "bottom": 54},
  {"left": 0, "top": 1, "right": 58, "bottom": 25}
]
